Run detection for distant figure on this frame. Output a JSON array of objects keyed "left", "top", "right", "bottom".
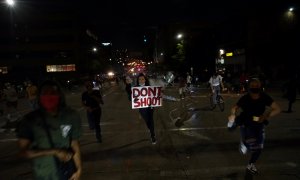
[
  {"left": 82, "top": 80, "right": 104, "bottom": 143},
  {"left": 208, "top": 72, "right": 224, "bottom": 108},
  {"left": 283, "top": 75, "right": 298, "bottom": 113},
  {"left": 25, "top": 81, "right": 39, "bottom": 110},
  {"left": 125, "top": 76, "right": 133, "bottom": 101},
  {"left": 239, "top": 71, "right": 249, "bottom": 93},
  {"left": 178, "top": 75, "right": 187, "bottom": 99},
  {"left": 186, "top": 72, "right": 192, "bottom": 88}
]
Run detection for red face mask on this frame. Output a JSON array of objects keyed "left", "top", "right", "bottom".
[{"left": 40, "top": 95, "right": 60, "bottom": 112}]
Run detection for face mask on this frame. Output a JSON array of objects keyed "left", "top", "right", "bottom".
[
  {"left": 40, "top": 95, "right": 60, "bottom": 112},
  {"left": 139, "top": 83, "right": 145, "bottom": 86},
  {"left": 249, "top": 88, "right": 260, "bottom": 94}
]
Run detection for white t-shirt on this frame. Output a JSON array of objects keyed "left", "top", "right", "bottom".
[
  {"left": 209, "top": 75, "right": 223, "bottom": 87},
  {"left": 187, "top": 75, "right": 192, "bottom": 83}
]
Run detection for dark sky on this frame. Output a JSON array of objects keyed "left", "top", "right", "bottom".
[
  {"left": 75, "top": 0, "right": 298, "bottom": 48},
  {"left": 2, "top": 0, "right": 297, "bottom": 49},
  {"left": 77, "top": 0, "right": 249, "bottom": 49}
]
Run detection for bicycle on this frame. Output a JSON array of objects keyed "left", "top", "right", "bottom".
[{"left": 210, "top": 92, "right": 225, "bottom": 112}]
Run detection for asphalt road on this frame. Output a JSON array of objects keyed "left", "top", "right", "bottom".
[{"left": 0, "top": 82, "right": 299, "bottom": 180}]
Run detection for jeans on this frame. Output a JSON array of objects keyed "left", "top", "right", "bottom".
[{"left": 212, "top": 85, "right": 221, "bottom": 104}]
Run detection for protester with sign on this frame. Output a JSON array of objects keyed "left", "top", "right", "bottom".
[
  {"left": 131, "top": 86, "right": 162, "bottom": 109},
  {"left": 135, "top": 73, "right": 157, "bottom": 144}
]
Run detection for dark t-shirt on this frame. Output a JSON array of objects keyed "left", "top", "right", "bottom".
[
  {"left": 237, "top": 92, "right": 273, "bottom": 126},
  {"left": 81, "top": 90, "right": 102, "bottom": 109}
]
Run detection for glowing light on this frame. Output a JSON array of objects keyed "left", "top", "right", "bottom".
[
  {"left": 107, "top": 72, "right": 114, "bottom": 76},
  {"left": 177, "top": 33, "right": 183, "bottom": 39},
  {"left": 220, "top": 49, "right": 225, "bottom": 55},
  {"left": 226, "top": 52, "right": 233, "bottom": 56},
  {"left": 102, "top": 43, "right": 111, "bottom": 46},
  {"left": 6, "top": 0, "right": 15, "bottom": 6}
]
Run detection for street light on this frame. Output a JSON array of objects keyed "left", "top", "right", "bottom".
[
  {"left": 5, "top": 0, "right": 15, "bottom": 7},
  {"left": 176, "top": 33, "right": 183, "bottom": 40}
]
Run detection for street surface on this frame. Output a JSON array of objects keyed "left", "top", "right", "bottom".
[{"left": 0, "top": 82, "right": 299, "bottom": 180}]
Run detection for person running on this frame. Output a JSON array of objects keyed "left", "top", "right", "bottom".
[
  {"left": 227, "top": 78, "right": 281, "bottom": 175},
  {"left": 82, "top": 80, "right": 104, "bottom": 143}
]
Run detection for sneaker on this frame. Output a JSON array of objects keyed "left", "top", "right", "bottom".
[
  {"left": 151, "top": 136, "right": 157, "bottom": 145},
  {"left": 247, "top": 163, "right": 258, "bottom": 174},
  {"left": 239, "top": 142, "right": 247, "bottom": 155}
]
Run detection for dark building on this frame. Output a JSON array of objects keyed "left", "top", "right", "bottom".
[{"left": 0, "top": 1, "right": 100, "bottom": 83}]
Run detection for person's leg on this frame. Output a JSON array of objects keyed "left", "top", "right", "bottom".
[
  {"left": 87, "top": 112, "right": 94, "bottom": 130},
  {"left": 94, "top": 109, "right": 102, "bottom": 142},
  {"left": 139, "top": 108, "right": 155, "bottom": 138},
  {"left": 246, "top": 127, "right": 265, "bottom": 174},
  {"left": 249, "top": 150, "right": 262, "bottom": 164},
  {"left": 179, "top": 88, "right": 183, "bottom": 99},
  {"left": 147, "top": 108, "right": 155, "bottom": 137}
]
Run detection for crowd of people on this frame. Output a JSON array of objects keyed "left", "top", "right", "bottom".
[{"left": 0, "top": 70, "right": 298, "bottom": 179}]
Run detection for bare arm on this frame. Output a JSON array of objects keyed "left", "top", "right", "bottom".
[
  {"left": 18, "top": 138, "right": 74, "bottom": 161},
  {"left": 69, "top": 140, "right": 82, "bottom": 180},
  {"left": 228, "top": 105, "right": 240, "bottom": 120},
  {"left": 259, "top": 101, "right": 281, "bottom": 122},
  {"left": 221, "top": 81, "right": 225, "bottom": 90},
  {"left": 18, "top": 138, "right": 57, "bottom": 159}
]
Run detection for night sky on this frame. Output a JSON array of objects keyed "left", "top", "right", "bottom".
[
  {"left": 77, "top": 0, "right": 297, "bottom": 49},
  {"left": 1, "top": 0, "right": 298, "bottom": 51}
]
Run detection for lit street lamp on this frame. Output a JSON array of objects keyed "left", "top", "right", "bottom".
[
  {"left": 176, "top": 33, "right": 183, "bottom": 40},
  {"left": 5, "top": 0, "right": 15, "bottom": 7}
]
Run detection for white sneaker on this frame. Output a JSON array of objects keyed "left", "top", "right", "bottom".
[
  {"left": 227, "top": 120, "right": 234, "bottom": 128},
  {"left": 239, "top": 142, "right": 247, "bottom": 155},
  {"left": 151, "top": 136, "right": 157, "bottom": 145},
  {"left": 247, "top": 163, "right": 258, "bottom": 174}
]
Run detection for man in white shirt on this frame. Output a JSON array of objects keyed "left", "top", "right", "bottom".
[{"left": 209, "top": 72, "right": 224, "bottom": 107}]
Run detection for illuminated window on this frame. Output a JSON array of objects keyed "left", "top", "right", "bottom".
[{"left": 46, "top": 64, "right": 76, "bottom": 72}]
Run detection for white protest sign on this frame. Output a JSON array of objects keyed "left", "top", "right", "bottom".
[{"left": 131, "top": 86, "right": 163, "bottom": 109}]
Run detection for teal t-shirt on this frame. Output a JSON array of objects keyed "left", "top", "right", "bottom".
[{"left": 17, "top": 108, "right": 82, "bottom": 180}]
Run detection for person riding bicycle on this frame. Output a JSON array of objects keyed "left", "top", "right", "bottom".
[{"left": 209, "top": 72, "right": 225, "bottom": 108}]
